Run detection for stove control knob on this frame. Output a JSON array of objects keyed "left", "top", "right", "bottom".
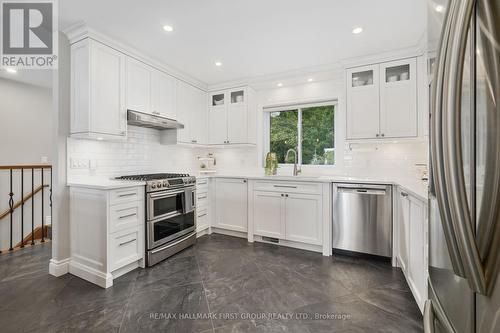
[
  {"left": 151, "top": 184, "right": 156, "bottom": 189},
  {"left": 157, "top": 181, "right": 163, "bottom": 188},
  {"left": 163, "top": 181, "right": 168, "bottom": 187}
]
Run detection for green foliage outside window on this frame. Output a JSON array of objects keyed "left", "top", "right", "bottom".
[{"left": 269, "top": 105, "right": 335, "bottom": 165}]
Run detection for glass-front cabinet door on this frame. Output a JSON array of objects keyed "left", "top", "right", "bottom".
[
  {"left": 346, "top": 64, "right": 380, "bottom": 139},
  {"left": 379, "top": 58, "right": 417, "bottom": 138}
]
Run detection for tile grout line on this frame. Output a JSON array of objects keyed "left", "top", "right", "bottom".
[{"left": 194, "top": 249, "right": 216, "bottom": 333}]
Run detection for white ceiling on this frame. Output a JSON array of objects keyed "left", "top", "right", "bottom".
[{"left": 60, "top": 0, "right": 426, "bottom": 86}]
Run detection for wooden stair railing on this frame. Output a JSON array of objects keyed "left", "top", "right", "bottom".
[
  {"left": 0, "top": 184, "right": 49, "bottom": 220},
  {"left": 1, "top": 165, "right": 52, "bottom": 252}
]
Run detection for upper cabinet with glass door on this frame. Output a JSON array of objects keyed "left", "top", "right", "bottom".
[
  {"left": 208, "top": 87, "right": 256, "bottom": 145},
  {"left": 346, "top": 57, "right": 418, "bottom": 140},
  {"left": 346, "top": 64, "right": 380, "bottom": 140},
  {"left": 379, "top": 58, "right": 417, "bottom": 138}
]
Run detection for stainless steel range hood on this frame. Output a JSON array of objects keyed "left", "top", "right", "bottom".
[{"left": 127, "top": 110, "right": 184, "bottom": 130}]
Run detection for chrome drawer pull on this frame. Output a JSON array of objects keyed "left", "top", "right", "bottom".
[
  {"left": 118, "top": 193, "right": 136, "bottom": 198},
  {"left": 273, "top": 185, "right": 297, "bottom": 189},
  {"left": 119, "top": 238, "right": 136, "bottom": 247},
  {"left": 119, "top": 213, "right": 137, "bottom": 219},
  {"left": 198, "top": 213, "right": 207, "bottom": 218}
]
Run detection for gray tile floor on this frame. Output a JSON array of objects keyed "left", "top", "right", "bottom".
[{"left": 0, "top": 234, "right": 423, "bottom": 332}]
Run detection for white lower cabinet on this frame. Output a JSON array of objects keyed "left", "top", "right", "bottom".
[
  {"left": 69, "top": 185, "right": 145, "bottom": 288},
  {"left": 396, "top": 187, "right": 428, "bottom": 312},
  {"left": 253, "top": 191, "right": 285, "bottom": 238},
  {"left": 251, "top": 181, "right": 323, "bottom": 247},
  {"left": 214, "top": 178, "right": 248, "bottom": 232},
  {"left": 196, "top": 177, "right": 210, "bottom": 233},
  {"left": 285, "top": 193, "right": 322, "bottom": 245}
]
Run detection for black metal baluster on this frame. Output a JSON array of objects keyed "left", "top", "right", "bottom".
[
  {"left": 41, "top": 168, "right": 44, "bottom": 242},
  {"left": 9, "top": 169, "right": 14, "bottom": 251},
  {"left": 21, "top": 168, "right": 24, "bottom": 248},
  {"left": 31, "top": 168, "right": 34, "bottom": 245}
]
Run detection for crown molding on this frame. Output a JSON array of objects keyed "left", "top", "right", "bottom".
[{"left": 62, "top": 21, "right": 208, "bottom": 91}]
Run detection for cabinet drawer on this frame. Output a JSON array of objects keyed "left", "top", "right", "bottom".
[
  {"left": 197, "top": 208, "right": 209, "bottom": 230},
  {"left": 253, "top": 181, "right": 322, "bottom": 195},
  {"left": 109, "top": 228, "right": 142, "bottom": 271},
  {"left": 196, "top": 178, "right": 209, "bottom": 186},
  {"left": 196, "top": 191, "right": 209, "bottom": 208},
  {"left": 109, "top": 187, "right": 142, "bottom": 206},
  {"left": 109, "top": 201, "right": 142, "bottom": 233}
]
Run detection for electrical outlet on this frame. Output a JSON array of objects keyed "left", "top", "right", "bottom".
[{"left": 70, "top": 158, "right": 90, "bottom": 169}]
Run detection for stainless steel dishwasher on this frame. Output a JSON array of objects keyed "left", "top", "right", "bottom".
[{"left": 333, "top": 183, "right": 392, "bottom": 257}]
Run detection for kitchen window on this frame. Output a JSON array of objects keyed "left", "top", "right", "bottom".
[{"left": 265, "top": 102, "right": 336, "bottom": 165}]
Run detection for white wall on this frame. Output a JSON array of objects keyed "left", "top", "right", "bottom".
[
  {"left": 0, "top": 78, "right": 52, "bottom": 165},
  {"left": 0, "top": 77, "right": 53, "bottom": 250}
]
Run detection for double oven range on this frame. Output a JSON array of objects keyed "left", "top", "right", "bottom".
[{"left": 116, "top": 173, "right": 197, "bottom": 266}]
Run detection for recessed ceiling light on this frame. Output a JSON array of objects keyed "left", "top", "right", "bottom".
[
  {"left": 97, "top": 137, "right": 104, "bottom": 141},
  {"left": 277, "top": 83, "right": 283, "bottom": 87},
  {"left": 352, "top": 27, "right": 363, "bottom": 34},
  {"left": 5, "top": 67, "right": 17, "bottom": 74},
  {"left": 435, "top": 5, "right": 445, "bottom": 12},
  {"left": 163, "top": 25, "right": 174, "bottom": 32},
  {"left": 308, "top": 78, "right": 314, "bottom": 82},
  {"left": 215, "top": 61, "right": 222, "bottom": 67}
]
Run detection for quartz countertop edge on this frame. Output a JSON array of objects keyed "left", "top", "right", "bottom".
[
  {"left": 201, "top": 173, "right": 428, "bottom": 201},
  {"left": 67, "top": 179, "right": 146, "bottom": 190}
]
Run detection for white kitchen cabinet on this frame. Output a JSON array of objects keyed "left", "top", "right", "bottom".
[
  {"left": 250, "top": 181, "right": 323, "bottom": 247},
  {"left": 177, "top": 81, "right": 208, "bottom": 144},
  {"left": 151, "top": 70, "right": 176, "bottom": 119},
  {"left": 346, "top": 58, "right": 418, "bottom": 140},
  {"left": 196, "top": 177, "right": 210, "bottom": 233},
  {"left": 285, "top": 193, "right": 322, "bottom": 245},
  {"left": 380, "top": 58, "right": 417, "bottom": 138},
  {"left": 396, "top": 187, "right": 428, "bottom": 312},
  {"left": 346, "top": 65, "right": 380, "bottom": 139},
  {"left": 214, "top": 178, "right": 248, "bottom": 232},
  {"left": 208, "top": 87, "right": 256, "bottom": 145},
  {"left": 397, "top": 189, "right": 410, "bottom": 273},
  {"left": 70, "top": 38, "right": 127, "bottom": 139},
  {"left": 69, "top": 185, "right": 145, "bottom": 288},
  {"left": 253, "top": 191, "right": 285, "bottom": 239},
  {"left": 127, "top": 59, "right": 177, "bottom": 119},
  {"left": 126, "top": 58, "right": 152, "bottom": 114}
]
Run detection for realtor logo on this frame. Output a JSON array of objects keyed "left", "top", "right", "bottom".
[{"left": 1, "top": 0, "right": 58, "bottom": 69}]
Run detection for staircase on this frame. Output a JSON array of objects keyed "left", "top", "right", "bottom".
[{"left": 0, "top": 165, "right": 52, "bottom": 253}]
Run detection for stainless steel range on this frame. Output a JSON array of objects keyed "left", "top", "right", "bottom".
[{"left": 115, "top": 173, "right": 197, "bottom": 266}]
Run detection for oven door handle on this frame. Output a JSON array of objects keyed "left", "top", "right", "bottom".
[{"left": 149, "top": 189, "right": 185, "bottom": 199}]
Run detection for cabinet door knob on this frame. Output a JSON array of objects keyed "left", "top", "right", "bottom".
[
  {"left": 376, "top": 134, "right": 380, "bottom": 137},
  {"left": 381, "top": 133, "right": 385, "bottom": 137},
  {"left": 243, "top": 180, "right": 247, "bottom": 183}
]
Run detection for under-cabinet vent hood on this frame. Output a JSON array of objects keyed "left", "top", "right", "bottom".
[{"left": 127, "top": 110, "right": 184, "bottom": 130}]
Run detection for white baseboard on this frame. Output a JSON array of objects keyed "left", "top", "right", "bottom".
[
  {"left": 69, "top": 260, "right": 113, "bottom": 288},
  {"left": 211, "top": 227, "right": 247, "bottom": 239},
  {"left": 254, "top": 235, "right": 323, "bottom": 253},
  {"left": 49, "top": 258, "right": 70, "bottom": 277},
  {"left": 197, "top": 228, "right": 210, "bottom": 238},
  {"left": 112, "top": 261, "right": 140, "bottom": 279}
]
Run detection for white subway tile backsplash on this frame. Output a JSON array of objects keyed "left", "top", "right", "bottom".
[{"left": 67, "top": 126, "right": 427, "bottom": 181}]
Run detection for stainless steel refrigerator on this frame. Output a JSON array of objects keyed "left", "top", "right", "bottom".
[{"left": 426, "top": 0, "right": 500, "bottom": 332}]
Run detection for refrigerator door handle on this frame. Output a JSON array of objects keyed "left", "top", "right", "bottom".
[
  {"left": 423, "top": 300, "right": 435, "bottom": 333},
  {"left": 431, "top": 0, "right": 467, "bottom": 278},
  {"left": 425, "top": 280, "right": 457, "bottom": 333},
  {"left": 475, "top": 0, "right": 500, "bottom": 296},
  {"left": 443, "top": 0, "right": 490, "bottom": 295}
]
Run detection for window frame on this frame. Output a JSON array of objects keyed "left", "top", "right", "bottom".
[{"left": 264, "top": 100, "right": 337, "bottom": 167}]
